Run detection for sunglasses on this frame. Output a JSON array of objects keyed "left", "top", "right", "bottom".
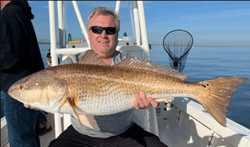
[{"left": 90, "top": 26, "right": 117, "bottom": 35}]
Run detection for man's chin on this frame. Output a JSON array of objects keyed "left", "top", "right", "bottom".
[{"left": 95, "top": 49, "right": 114, "bottom": 58}]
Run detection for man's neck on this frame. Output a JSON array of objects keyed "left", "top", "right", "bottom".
[{"left": 101, "top": 58, "right": 112, "bottom": 65}]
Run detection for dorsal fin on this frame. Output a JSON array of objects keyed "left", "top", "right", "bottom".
[
  {"left": 115, "top": 57, "right": 188, "bottom": 80},
  {"left": 77, "top": 50, "right": 107, "bottom": 66}
]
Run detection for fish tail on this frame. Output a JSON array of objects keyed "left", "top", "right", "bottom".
[{"left": 196, "top": 77, "right": 248, "bottom": 127}]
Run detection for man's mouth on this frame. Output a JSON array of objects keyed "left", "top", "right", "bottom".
[{"left": 99, "top": 41, "right": 109, "bottom": 44}]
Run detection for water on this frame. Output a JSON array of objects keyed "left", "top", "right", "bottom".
[{"left": 40, "top": 45, "right": 250, "bottom": 129}]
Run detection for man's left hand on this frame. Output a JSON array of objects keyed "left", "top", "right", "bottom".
[{"left": 134, "top": 92, "right": 158, "bottom": 110}]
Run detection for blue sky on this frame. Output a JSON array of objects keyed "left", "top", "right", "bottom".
[{"left": 28, "top": 1, "right": 250, "bottom": 47}]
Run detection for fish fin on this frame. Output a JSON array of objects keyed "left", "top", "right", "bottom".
[
  {"left": 196, "top": 77, "right": 249, "bottom": 127},
  {"left": 154, "top": 97, "right": 172, "bottom": 102},
  {"left": 114, "top": 57, "right": 188, "bottom": 80},
  {"left": 73, "top": 114, "right": 100, "bottom": 130},
  {"left": 77, "top": 50, "right": 107, "bottom": 66},
  {"left": 66, "top": 97, "right": 83, "bottom": 127}
]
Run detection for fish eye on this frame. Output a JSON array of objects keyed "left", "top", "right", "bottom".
[{"left": 19, "top": 86, "right": 24, "bottom": 90}]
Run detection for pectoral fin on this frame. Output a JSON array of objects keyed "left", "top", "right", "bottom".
[
  {"left": 65, "top": 97, "right": 99, "bottom": 130},
  {"left": 73, "top": 114, "right": 100, "bottom": 130},
  {"left": 66, "top": 97, "right": 83, "bottom": 126}
]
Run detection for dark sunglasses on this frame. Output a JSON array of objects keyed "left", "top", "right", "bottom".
[{"left": 90, "top": 26, "right": 117, "bottom": 35}]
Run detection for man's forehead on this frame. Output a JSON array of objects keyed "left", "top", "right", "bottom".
[
  {"left": 90, "top": 14, "right": 116, "bottom": 25},
  {"left": 91, "top": 14, "right": 115, "bottom": 20}
]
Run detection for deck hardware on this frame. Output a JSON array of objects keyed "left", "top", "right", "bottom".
[
  {"left": 203, "top": 109, "right": 208, "bottom": 113},
  {"left": 177, "top": 109, "right": 181, "bottom": 123},
  {"left": 207, "top": 131, "right": 222, "bottom": 147}
]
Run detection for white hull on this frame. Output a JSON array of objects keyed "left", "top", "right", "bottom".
[{"left": 156, "top": 98, "right": 250, "bottom": 147}]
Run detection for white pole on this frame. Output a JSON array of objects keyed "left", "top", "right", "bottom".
[
  {"left": 150, "top": 107, "right": 159, "bottom": 136},
  {"left": 57, "top": 1, "right": 72, "bottom": 130},
  {"left": 132, "top": 1, "right": 141, "bottom": 46},
  {"left": 72, "top": 1, "right": 90, "bottom": 46},
  {"left": 49, "top": 1, "right": 62, "bottom": 138},
  {"left": 137, "top": 1, "right": 150, "bottom": 60},
  {"left": 57, "top": 1, "right": 64, "bottom": 49},
  {"left": 115, "top": 1, "right": 121, "bottom": 14},
  {"left": 49, "top": 1, "right": 58, "bottom": 66},
  {"left": 137, "top": 1, "right": 158, "bottom": 135}
]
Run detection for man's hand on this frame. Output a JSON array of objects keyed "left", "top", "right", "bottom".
[
  {"left": 134, "top": 92, "right": 158, "bottom": 110},
  {"left": 24, "top": 104, "right": 40, "bottom": 110}
]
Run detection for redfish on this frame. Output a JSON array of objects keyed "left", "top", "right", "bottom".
[{"left": 8, "top": 50, "right": 249, "bottom": 127}]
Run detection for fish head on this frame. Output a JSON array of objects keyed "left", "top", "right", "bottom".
[{"left": 8, "top": 69, "right": 68, "bottom": 112}]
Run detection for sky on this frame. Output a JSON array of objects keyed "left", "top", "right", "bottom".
[{"left": 28, "top": 1, "right": 250, "bottom": 47}]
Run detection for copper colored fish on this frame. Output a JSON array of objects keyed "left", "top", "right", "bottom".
[{"left": 8, "top": 50, "right": 249, "bottom": 127}]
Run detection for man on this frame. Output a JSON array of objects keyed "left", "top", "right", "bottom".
[
  {"left": 46, "top": 49, "right": 52, "bottom": 67},
  {"left": 48, "top": 7, "right": 167, "bottom": 147},
  {"left": 1, "top": 0, "right": 44, "bottom": 146},
  {"left": 46, "top": 49, "right": 60, "bottom": 67}
]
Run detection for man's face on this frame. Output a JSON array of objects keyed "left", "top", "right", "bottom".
[{"left": 87, "top": 14, "right": 118, "bottom": 59}]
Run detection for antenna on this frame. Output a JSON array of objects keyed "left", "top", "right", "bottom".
[{"left": 163, "top": 29, "right": 193, "bottom": 72}]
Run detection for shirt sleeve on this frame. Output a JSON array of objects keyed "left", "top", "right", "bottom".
[{"left": 60, "top": 51, "right": 87, "bottom": 65}]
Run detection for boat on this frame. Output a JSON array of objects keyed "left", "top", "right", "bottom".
[{"left": 1, "top": 1, "right": 250, "bottom": 147}]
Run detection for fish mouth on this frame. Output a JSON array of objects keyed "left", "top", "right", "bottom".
[
  {"left": 8, "top": 85, "right": 16, "bottom": 98},
  {"left": 8, "top": 82, "right": 27, "bottom": 104},
  {"left": 8, "top": 88, "right": 27, "bottom": 105}
]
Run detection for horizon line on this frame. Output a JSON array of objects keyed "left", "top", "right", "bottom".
[{"left": 38, "top": 42, "right": 250, "bottom": 48}]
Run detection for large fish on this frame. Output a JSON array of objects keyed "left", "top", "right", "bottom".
[{"left": 8, "top": 50, "right": 248, "bottom": 127}]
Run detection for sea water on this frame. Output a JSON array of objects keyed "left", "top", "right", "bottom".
[{"left": 29, "top": 45, "right": 250, "bottom": 129}]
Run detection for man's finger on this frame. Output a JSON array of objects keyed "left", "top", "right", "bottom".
[
  {"left": 134, "top": 93, "right": 141, "bottom": 109},
  {"left": 24, "top": 104, "right": 30, "bottom": 108},
  {"left": 24, "top": 104, "right": 40, "bottom": 110},
  {"left": 140, "top": 92, "right": 150, "bottom": 108},
  {"left": 147, "top": 96, "right": 158, "bottom": 107}
]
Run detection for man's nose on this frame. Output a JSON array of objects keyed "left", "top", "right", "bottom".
[{"left": 100, "top": 30, "right": 108, "bottom": 37}]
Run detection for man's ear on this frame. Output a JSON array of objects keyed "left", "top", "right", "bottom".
[{"left": 87, "top": 30, "right": 90, "bottom": 39}]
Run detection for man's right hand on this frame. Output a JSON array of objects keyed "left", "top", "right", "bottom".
[{"left": 24, "top": 104, "right": 40, "bottom": 110}]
